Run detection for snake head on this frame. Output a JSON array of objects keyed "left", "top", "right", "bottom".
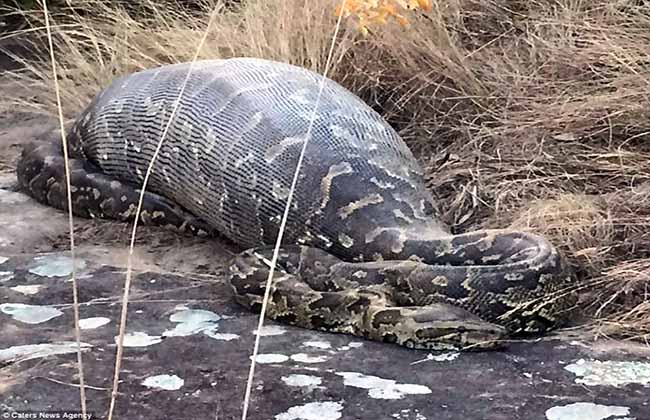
[
  {"left": 405, "top": 318, "right": 508, "bottom": 351},
  {"left": 367, "top": 304, "right": 508, "bottom": 351}
]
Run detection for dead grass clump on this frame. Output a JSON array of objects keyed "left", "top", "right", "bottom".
[
  {"left": 0, "top": 0, "right": 357, "bottom": 118},
  {"left": 1, "top": 0, "right": 650, "bottom": 340},
  {"left": 585, "top": 260, "right": 650, "bottom": 343},
  {"left": 605, "top": 183, "right": 650, "bottom": 258}
]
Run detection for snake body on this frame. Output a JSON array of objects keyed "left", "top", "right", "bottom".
[{"left": 17, "top": 58, "right": 575, "bottom": 350}]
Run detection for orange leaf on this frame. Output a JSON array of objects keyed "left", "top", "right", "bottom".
[{"left": 417, "top": 0, "right": 433, "bottom": 11}]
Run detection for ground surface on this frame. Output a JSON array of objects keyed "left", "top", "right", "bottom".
[{"left": 1, "top": 37, "right": 650, "bottom": 420}]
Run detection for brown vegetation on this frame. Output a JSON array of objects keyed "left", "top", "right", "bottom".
[{"left": 1, "top": 0, "right": 648, "bottom": 342}]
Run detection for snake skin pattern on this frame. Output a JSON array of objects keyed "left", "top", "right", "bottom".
[{"left": 16, "top": 58, "right": 576, "bottom": 350}]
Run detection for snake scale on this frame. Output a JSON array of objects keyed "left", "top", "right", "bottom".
[{"left": 16, "top": 58, "right": 576, "bottom": 350}]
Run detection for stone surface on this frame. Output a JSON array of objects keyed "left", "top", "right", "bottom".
[{"left": 1, "top": 245, "right": 649, "bottom": 419}]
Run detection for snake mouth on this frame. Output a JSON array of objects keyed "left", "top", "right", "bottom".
[{"left": 406, "top": 322, "right": 507, "bottom": 351}]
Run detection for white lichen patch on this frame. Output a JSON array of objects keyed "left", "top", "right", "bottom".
[
  {"left": 79, "top": 317, "right": 111, "bottom": 330},
  {"left": 337, "top": 342, "right": 364, "bottom": 351},
  {"left": 28, "top": 255, "right": 86, "bottom": 277},
  {"left": 0, "top": 256, "right": 8, "bottom": 265},
  {"left": 10, "top": 285, "right": 41, "bottom": 295},
  {"left": 411, "top": 352, "right": 460, "bottom": 365},
  {"left": 204, "top": 332, "right": 240, "bottom": 341},
  {"left": 142, "top": 374, "right": 184, "bottom": 391},
  {"left": 281, "top": 374, "right": 323, "bottom": 389},
  {"left": 163, "top": 309, "right": 221, "bottom": 337},
  {"left": 275, "top": 401, "right": 343, "bottom": 420},
  {"left": 0, "top": 271, "right": 13, "bottom": 282},
  {"left": 430, "top": 352, "right": 459, "bottom": 362},
  {"left": 392, "top": 409, "right": 427, "bottom": 420},
  {"left": 0, "top": 342, "right": 92, "bottom": 363},
  {"left": 168, "top": 308, "right": 221, "bottom": 323},
  {"left": 302, "top": 341, "right": 332, "bottom": 350},
  {"left": 291, "top": 353, "right": 328, "bottom": 364},
  {"left": 253, "top": 325, "right": 287, "bottom": 336},
  {"left": 0, "top": 303, "right": 63, "bottom": 324},
  {"left": 117, "top": 332, "right": 162, "bottom": 347},
  {"left": 250, "top": 353, "right": 289, "bottom": 364},
  {"left": 336, "top": 372, "right": 432, "bottom": 400},
  {"left": 565, "top": 358, "right": 650, "bottom": 387},
  {"left": 545, "top": 402, "right": 631, "bottom": 420}
]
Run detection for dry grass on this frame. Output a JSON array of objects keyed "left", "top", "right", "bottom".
[{"left": 1, "top": 0, "right": 649, "bottom": 342}]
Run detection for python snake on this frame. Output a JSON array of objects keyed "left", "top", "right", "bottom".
[{"left": 16, "top": 58, "right": 576, "bottom": 350}]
